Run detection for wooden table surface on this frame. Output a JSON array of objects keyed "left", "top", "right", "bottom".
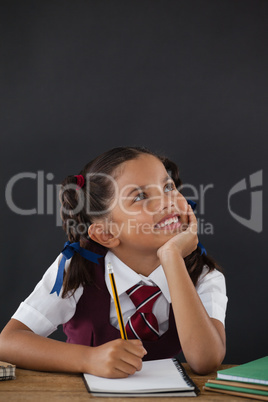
[{"left": 0, "top": 363, "right": 254, "bottom": 402}]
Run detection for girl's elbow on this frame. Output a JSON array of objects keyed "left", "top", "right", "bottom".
[
  {"left": 191, "top": 360, "right": 220, "bottom": 376},
  {"left": 190, "top": 347, "right": 226, "bottom": 375}
]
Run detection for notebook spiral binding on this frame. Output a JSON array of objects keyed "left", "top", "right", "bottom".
[{"left": 172, "top": 357, "right": 200, "bottom": 394}]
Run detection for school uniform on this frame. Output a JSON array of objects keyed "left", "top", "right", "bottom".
[{"left": 12, "top": 247, "right": 228, "bottom": 360}]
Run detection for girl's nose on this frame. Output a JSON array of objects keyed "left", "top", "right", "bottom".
[
  {"left": 162, "top": 192, "right": 175, "bottom": 211},
  {"left": 148, "top": 191, "right": 175, "bottom": 213}
]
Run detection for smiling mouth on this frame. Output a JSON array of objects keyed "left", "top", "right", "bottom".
[{"left": 154, "top": 215, "right": 180, "bottom": 229}]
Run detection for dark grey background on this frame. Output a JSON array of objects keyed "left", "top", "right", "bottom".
[{"left": 1, "top": 0, "right": 267, "bottom": 365}]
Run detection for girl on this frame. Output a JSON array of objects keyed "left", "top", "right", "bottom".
[{"left": 0, "top": 146, "right": 227, "bottom": 378}]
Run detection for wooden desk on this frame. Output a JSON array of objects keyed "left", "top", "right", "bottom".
[{"left": 0, "top": 364, "right": 249, "bottom": 402}]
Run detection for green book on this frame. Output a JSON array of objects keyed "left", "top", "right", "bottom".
[
  {"left": 217, "top": 356, "right": 268, "bottom": 385},
  {"left": 204, "top": 383, "right": 268, "bottom": 401},
  {"left": 205, "top": 381, "right": 268, "bottom": 397}
]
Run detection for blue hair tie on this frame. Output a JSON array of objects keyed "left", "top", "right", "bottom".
[
  {"left": 186, "top": 199, "right": 207, "bottom": 256},
  {"left": 50, "top": 241, "right": 103, "bottom": 296}
]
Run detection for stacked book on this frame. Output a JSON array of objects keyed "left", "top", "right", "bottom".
[
  {"left": 0, "top": 361, "right": 16, "bottom": 381},
  {"left": 204, "top": 356, "right": 268, "bottom": 401}
]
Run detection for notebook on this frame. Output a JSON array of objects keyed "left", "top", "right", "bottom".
[
  {"left": 204, "top": 380, "right": 268, "bottom": 401},
  {"left": 217, "top": 356, "right": 268, "bottom": 385},
  {"left": 0, "top": 361, "right": 16, "bottom": 381},
  {"left": 83, "top": 357, "right": 199, "bottom": 397}
]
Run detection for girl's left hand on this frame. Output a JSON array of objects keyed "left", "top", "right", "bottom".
[{"left": 157, "top": 205, "right": 198, "bottom": 260}]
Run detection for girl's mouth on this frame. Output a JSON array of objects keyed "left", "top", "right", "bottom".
[{"left": 154, "top": 215, "right": 181, "bottom": 230}]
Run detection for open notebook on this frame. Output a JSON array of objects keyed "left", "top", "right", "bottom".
[{"left": 83, "top": 357, "right": 199, "bottom": 397}]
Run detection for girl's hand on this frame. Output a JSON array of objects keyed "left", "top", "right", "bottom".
[
  {"left": 85, "top": 339, "right": 147, "bottom": 378},
  {"left": 157, "top": 205, "right": 198, "bottom": 261}
]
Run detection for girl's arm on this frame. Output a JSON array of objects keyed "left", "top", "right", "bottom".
[
  {"left": 0, "top": 319, "right": 146, "bottom": 378},
  {"left": 157, "top": 205, "right": 226, "bottom": 375}
]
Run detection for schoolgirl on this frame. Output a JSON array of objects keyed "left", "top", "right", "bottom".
[{"left": 0, "top": 146, "right": 227, "bottom": 377}]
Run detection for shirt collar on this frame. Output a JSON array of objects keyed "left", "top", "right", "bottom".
[{"left": 104, "top": 251, "right": 171, "bottom": 303}]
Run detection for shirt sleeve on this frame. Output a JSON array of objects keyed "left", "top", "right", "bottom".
[
  {"left": 12, "top": 255, "right": 83, "bottom": 337},
  {"left": 196, "top": 267, "right": 228, "bottom": 326}
]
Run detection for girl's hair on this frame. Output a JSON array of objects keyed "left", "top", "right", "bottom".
[{"left": 60, "top": 146, "right": 221, "bottom": 297}]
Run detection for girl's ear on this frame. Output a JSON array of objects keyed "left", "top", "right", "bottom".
[{"left": 88, "top": 223, "right": 120, "bottom": 249}]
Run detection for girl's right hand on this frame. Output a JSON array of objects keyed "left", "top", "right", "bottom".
[
  {"left": 157, "top": 204, "right": 198, "bottom": 261},
  {"left": 84, "top": 339, "right": 147, "bottom": 378}
]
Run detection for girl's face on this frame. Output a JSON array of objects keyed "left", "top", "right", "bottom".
[{"left": 106, "top": 154, "right": 189, "bottom": 256}]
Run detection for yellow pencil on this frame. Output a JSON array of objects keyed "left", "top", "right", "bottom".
[{"left": 108, "top": 262, "right": 128, "bottom": 340}]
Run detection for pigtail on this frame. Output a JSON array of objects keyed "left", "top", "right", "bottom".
[
  {"left": 60, "top": 175, "right": 85, "bottom": 243},
  {"left": 60, "top": 175, "right": 100, "bottom": 297}
]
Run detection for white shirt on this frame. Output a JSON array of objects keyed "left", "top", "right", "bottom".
[{"left": 12, "top": 251, "right": 228, "bottom": 337}]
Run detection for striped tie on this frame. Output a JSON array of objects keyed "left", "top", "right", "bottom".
[{"left": 126, "top": 284, "right": 161, "bottom": 341}]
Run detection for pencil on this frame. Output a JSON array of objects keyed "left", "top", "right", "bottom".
[{"left": 108, "top": 262, "right": 128, "bottom": 340}]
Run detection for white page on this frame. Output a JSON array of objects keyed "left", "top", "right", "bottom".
[{"left": 84, "top": 358, "right": 194, "bottom": 393}]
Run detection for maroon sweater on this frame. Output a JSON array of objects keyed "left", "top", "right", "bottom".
[{"left": 63, "top": 256, "right": 181, "bottom": 361}]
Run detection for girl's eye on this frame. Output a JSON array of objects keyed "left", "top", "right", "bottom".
[
  {"left": 133, "top": 192, "right": 147, "bottom": 202},
  {"left": 164, "top": 182, "right": 175, "bottom": 192}
]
